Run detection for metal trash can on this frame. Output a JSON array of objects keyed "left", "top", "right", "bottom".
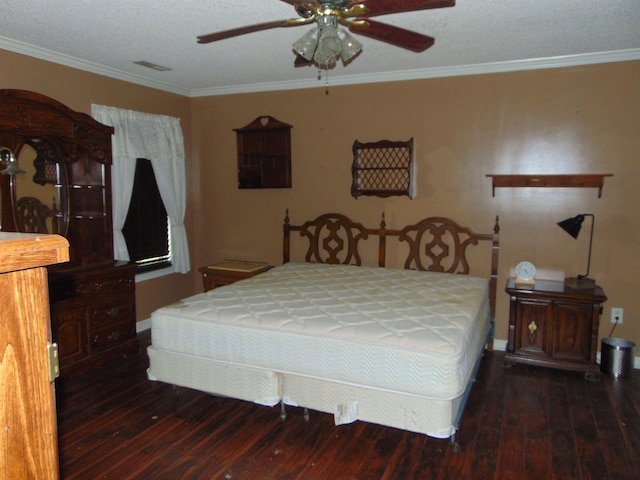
[{"left": 600, "top": 338, "right": 636, "bottom": 378}]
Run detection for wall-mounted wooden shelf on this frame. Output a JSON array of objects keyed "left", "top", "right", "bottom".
[
  {"left": 485, "top": 174, "right": 613, "bottom": 197},
  {"left": 351, "top": 138, "right": 414, "bottom": 199},
  {"left": 234, "top": 116, "right": 292, "bottom": 189}
]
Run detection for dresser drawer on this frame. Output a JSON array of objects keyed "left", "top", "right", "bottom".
[
  {"left": 89, "top": 321, "right": 136, "bottom": 354},
  {"left": 49, "top": 262, "right": 135, "bottom": 301},
  {"left": 75, "top": 271, "right": 134, "bottom": 296},
  {"left": 88, "top": 296, "right": 135, "bottom": 328}
]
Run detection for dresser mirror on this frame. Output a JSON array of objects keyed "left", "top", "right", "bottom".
[
  {"left": 0, "top": 89, "right": 114, "bottom": 266},
  {"left": 0, "top": 142, "right": 67, "bottom": 236}
]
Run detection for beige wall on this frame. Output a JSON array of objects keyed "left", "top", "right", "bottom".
[
  {"left": 192, "top": 62, "right": 640, "bottom": 349},
  {"left": 2, "top": 48, "right": 639, "bottom": 350},
  {"left": 0, "top": 50, "right": 196, "bottom": 321}
]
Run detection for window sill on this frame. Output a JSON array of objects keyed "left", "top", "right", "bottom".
[{"left": 135, "top": 265, "right": 175, "bottom": 283}]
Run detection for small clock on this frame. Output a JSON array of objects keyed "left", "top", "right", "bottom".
[{"left": 515, "top": 261, "right": 536, "bottom": 287}]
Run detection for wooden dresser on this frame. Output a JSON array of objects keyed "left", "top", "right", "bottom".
[
  {"left": 0, "top": 232, "right": 69, "bottom": 479},
  {"left": 505, "top": 278, "right": 607, "bottom": 376},
  {"left": 48, "top": 262, "right": 138, "bottom": 375},
  {"left": 0, "top": 89, "right": 139, "bottom": 376}
]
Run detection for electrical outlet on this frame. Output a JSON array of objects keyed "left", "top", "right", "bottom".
[{"left": 611, "top": 307, "right": 624, "bottom": 324}]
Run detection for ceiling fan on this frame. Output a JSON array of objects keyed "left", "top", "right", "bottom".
[{"left": 197, "top": 0, "right": 456, "bottom": 69}]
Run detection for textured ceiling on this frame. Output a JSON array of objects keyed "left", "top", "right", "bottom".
[{"left": 1, "top": 0, "right": 639, "bottom": 97}]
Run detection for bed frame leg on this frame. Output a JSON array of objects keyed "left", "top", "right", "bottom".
[
  {"left": 303, "top": 408, "right": 309, "bottom": 422},
  {"left": 170, "top": 385, "right": 182, "bottom": 410},
  {"left": 280, "top": 401, "right": 287, "bottom": 421},
  {"left": 450, "top": 434, "right": 461, "bottom": 453}
]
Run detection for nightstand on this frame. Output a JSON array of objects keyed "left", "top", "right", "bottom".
[
  {"left": 199, "top": 260, "right": 273, "bottom": 292},
  {"left": 504, "top": 278, "right": 607, "bottom": 376}
]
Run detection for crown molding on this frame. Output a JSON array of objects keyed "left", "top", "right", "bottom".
[
  {"left": 191, "top": 49, "right": 640, "bottom": 97},
  {"left": 0, "top": 36, "right": 191, "bottom": 97},
  {"left": 2, "top": 36, "right": 639, "bottom": 98}
]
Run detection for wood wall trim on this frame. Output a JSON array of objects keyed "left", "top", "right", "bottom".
[{"left": 485, "top": 174, "right": 613, "bottom": 197}]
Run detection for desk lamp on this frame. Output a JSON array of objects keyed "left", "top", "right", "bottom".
[{"left": 557, "top": 213, "right": 596, "bottom": 288}]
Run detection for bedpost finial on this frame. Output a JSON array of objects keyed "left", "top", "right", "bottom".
[
  {"left": 285, "top": 209, "right": 290, "bottom": 225},
  {"left": 494, "top": 215, "right": 500, "bottom": 234},
  {"left": 380, "top": 212, "right": 386, "bottom": 229}
]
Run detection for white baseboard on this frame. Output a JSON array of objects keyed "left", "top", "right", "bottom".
[
  {"left": 136, "top": 318, "right": 151, "bottom": 333},
  {"left": 493, "top": 339, "right": 507, "bottom": 351}
]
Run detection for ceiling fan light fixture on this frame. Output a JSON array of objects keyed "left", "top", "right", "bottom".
[
  {"left": 0, "top": 148, "right": 25, "bottom": 176},
  {"left": 337, "top": 29, "right": 362, "bottom": 63},
  {"left": 199, "top": 0, "right": 456, "bottom": 75},
  {"left": 314, "top": 25, "right": 342, "bottom": 67},
  {"left": 292, "top": 27, "right": 320, "bottom": 61}
]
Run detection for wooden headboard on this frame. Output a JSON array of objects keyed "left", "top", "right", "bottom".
[{"left": 283, "top": 211, "right": 500, "bottom": 321}]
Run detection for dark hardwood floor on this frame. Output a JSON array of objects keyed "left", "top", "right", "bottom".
[{"left": 56, "top": 331, "right": 640, "bottom": 479}]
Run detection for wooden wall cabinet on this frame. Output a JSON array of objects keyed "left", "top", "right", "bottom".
[
  {"left": 234, "top": 116, "right": 292, "bottom": 189},
  {"left": 0, "top": 89, "right": 138, "bottom": 376},
  {"left": 505, "top": 278, "right": 607, "bottom": 376}
]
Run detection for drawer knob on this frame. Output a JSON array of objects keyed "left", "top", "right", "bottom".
[
  {"left": 527, "top": 320, "right": 538, "bottom": 344},
  {"left": 107, "top": 307, "right": 120, "bottom": 317}
]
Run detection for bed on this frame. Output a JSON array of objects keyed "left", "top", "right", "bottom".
[{"left": 147, "top": 212, "right": 500, "bottom": 447}]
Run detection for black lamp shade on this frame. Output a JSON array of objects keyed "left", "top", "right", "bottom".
[{"left": 557, "top": 214, "right": 585, "bottom": 239}]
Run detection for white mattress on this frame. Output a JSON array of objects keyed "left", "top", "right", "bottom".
[{"left": 150, "top": 262, "right": 489, "bottom": 401}]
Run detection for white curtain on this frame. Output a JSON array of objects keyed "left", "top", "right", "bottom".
[{"left": 91, "top": 104, "right": 190, "bottom": 273}]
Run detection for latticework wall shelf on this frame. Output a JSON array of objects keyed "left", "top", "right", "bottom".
[{"left": 351, "top": 138, "right": 414, "bottom": 199}]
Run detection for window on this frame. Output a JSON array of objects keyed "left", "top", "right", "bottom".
[
  {"left": 92, "top": 103, "right": 190, "bottom": 274},
  {"left": 122, "top": 158, "right": 171, "bottom": 272}
]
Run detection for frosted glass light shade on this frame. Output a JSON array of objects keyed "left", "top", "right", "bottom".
[
  {"left": 292, "top": 17, "right": 364, "bottom": 69},
  {"left": 292, "top": 27, "right": 320, "bottom": 61},
  {"left": 314, "top": 25, "right": 341, "bottom": 67},
  {"left": 337, "top": 29, "right": 362, "bottom": 62}
]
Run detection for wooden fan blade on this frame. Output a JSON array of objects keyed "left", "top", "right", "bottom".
[
  {"left": 349, "top": 19, "right": 435, "bottom": 52},
  {"left": 348, "top": 0, "right": 455, "bottom": 18},
  {"left": 198, "top": 20, "right": 293, "bottom": 44}
]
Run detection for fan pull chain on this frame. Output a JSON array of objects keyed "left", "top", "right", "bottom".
[
  {"left": 316, "top": 68, "right": 330, "bottom": 94},
  {"left": 325, "top": 69, "right": 330, "bottom": 95}
]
